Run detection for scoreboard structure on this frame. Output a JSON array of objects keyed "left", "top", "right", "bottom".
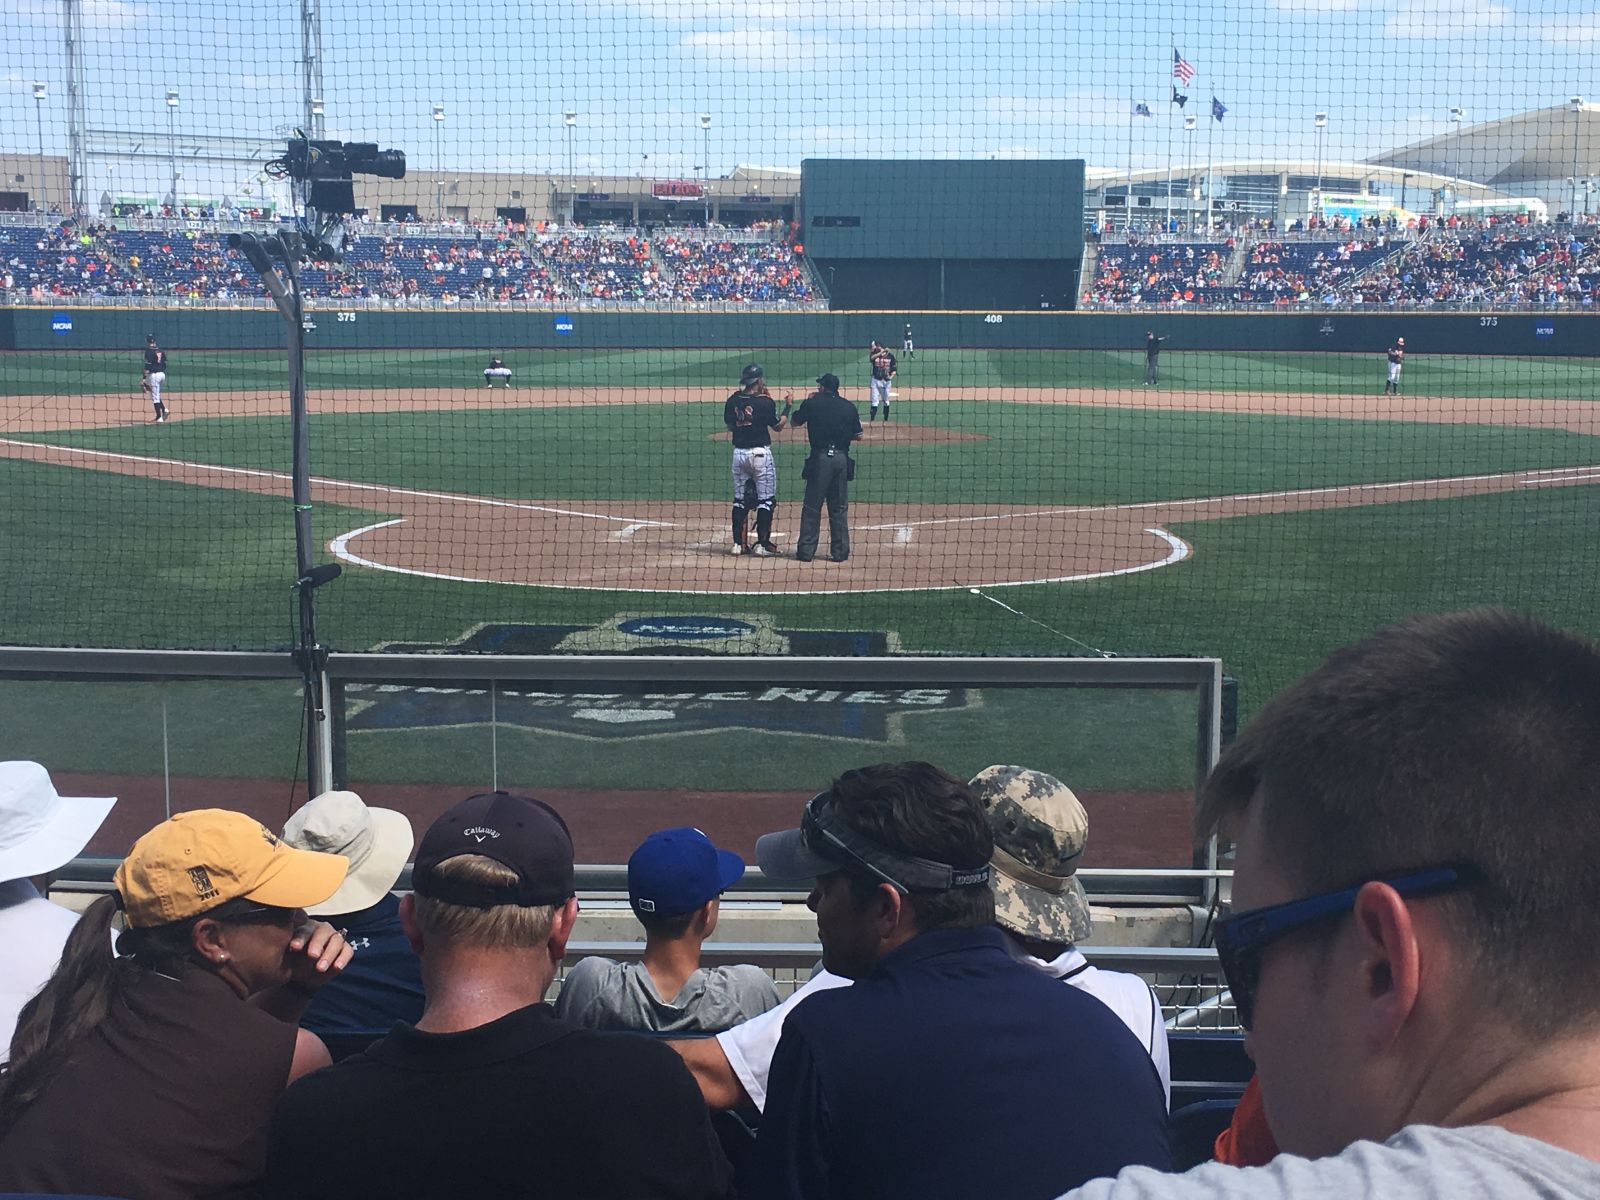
[{"left": 800, "top": 159, "right": 1086, "bottom": 310}]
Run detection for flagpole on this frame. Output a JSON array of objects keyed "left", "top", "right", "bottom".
[
  {"left": 1127, "top": 98, "right": 1135, "bottom": 233},
  {"left": 1165, "top": 98, "right": 1173, "bottom": 232},
  {"left": 1207, "top": 100, "right": 1215, "bottom": 232}
]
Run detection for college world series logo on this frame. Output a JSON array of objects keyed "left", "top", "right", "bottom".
[{"left": 346, "top": 615, "right": 972, "bottom": 743}]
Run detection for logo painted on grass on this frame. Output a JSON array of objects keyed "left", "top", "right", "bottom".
[
  {"left": 554, "top": 314, "right": 575, "bottom": 335},
  {"left": 1535, "top": 322, "right": 1555, "bottom": 338},
  {"left": 350, "top": 616, "right": 970, "bottom": 741},
  {"left": 50, "top": 313, "right": 73, "bottom": 335}
]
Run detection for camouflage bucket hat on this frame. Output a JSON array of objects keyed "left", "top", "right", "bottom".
[{"left": 971, "top": 765, "right": 1093, "bottom": 945}]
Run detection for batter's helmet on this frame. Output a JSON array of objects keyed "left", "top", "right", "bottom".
[{"left": 741, "top": 363, "right": 765, "bottom": 385}]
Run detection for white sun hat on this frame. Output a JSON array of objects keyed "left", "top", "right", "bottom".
[{"left": 0, "top": 761, "right": 116, "bottom": 883}]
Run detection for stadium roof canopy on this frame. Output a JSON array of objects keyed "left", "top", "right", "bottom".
[
  {"left": 1083, "top": 160, "right": 1501, "bottom": 200},
  {"left": 1366, "top": 102, "right": 1600, "bottom": 186}
]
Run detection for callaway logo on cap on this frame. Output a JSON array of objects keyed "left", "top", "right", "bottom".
[{"left": 412, "top": 791, "right": 575, "bottom": 909}]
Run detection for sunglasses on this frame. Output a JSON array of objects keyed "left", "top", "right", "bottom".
[{"left": 1213, "top": 863, "right": 1480, "bottom": 1030}]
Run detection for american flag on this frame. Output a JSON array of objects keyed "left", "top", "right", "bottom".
[{"left": 1173, "top": 49, "right": 1196, "bottom": 85}]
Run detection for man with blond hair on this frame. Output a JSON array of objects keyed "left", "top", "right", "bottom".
[{"left": 266, "top": 790, "right": 731, "bottom": 1200}]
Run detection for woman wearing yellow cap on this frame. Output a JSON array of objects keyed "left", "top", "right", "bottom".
[{"left": 0, "top": 809, "right": 353, "bottom": 1199}]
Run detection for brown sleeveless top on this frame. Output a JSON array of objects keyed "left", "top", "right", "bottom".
[{"left": 0, "top": 963, "right": 297, "bottom": 1199}]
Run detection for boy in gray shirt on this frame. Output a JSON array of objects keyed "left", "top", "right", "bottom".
[{"left": 556, "top": 828, "right": 778, "bottom": 1033}]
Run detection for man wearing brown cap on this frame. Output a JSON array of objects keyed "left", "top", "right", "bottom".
[{"left": 266, "top": 790, "right": 732, "bottom": 1200}]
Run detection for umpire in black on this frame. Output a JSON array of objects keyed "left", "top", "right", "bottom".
[{"left": 792, "top": 373, "right": 863, "bottom": 563}]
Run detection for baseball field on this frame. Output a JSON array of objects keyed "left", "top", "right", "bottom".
[{"left": 3, "top": 341, "right": 1597, "bottom": 864}]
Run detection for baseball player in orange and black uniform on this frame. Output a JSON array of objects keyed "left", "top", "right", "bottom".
[
  {"left": 723, "top": 363, "right": 790, "bottom": 556},
  {"left": 142, "top": 334, "right": 169, "bottom": 422},
  {"left": 1384, "top": 338, "right": 1405, "bottom": 395},
  {"left": 868, "top": 341, "right": 897, "bottom": 421}
]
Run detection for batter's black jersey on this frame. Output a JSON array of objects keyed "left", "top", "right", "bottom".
[
  {"left": 143, "top": 347, "right": 167, "bottom": 371},
  {"left": 869, "top": 349, "right": 897, "bottom": 381},
  {"left": 724, "top": 388, "right": 782, "bottom": 449},
  {"left": 487, "top": 357, "right": 506, "bottom": 370},
  {"left": 1388, "top": 348, "right": 1404, "bottom": 365},
  {"left": 792, "top": 390, "right": 863, "bottom": 452}
]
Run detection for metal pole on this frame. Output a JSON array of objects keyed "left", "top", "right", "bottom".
[
  {"left": 301, "top": 0, "right": 324, "bottom": 138},
  {"left": 167, "top": 101, "right": 177, "bottom": 211},
  {"left": 33, "top": 85, "right": 47, "bottom": 213},
  {"left": 1127, "top": 99, "right": 1135, "bottom": 232},
  {"left": 63, "top": 0, "right": 87, "bottom": 213}
]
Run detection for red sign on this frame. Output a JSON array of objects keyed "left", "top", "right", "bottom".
[{"left": 652, "top": 180, "right": 705, "bottom": 199}]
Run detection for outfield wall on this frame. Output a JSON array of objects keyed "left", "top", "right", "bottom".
[{"left": 3, "top": 305, "right": 1595, "bottom": 356}]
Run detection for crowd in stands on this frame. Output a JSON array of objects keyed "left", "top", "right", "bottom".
[
  {"left": 1086, "top": 239, "right": 1230, "bottom": 305},
  {"left": 658, "top": 235, "right": 816, "bottom": 302},
  {"left": 537, "top": 231, "right": 675, "bottom": 301},
  {"left": 3, "top": 608, "right": 1600, "bottom": 1199}
]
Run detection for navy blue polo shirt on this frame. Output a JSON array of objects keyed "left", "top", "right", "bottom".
[
  {"left": 751, "top": 926, "right": 1169, "bottom": 1200},
  {"left": 299, "top": 893, "right": 425, "bottom": 1042}
]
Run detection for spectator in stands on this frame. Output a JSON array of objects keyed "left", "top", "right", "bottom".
[
  {"left": 0, "top": 762, "right": 115, "bottom": 1058},
  {"left": 0, "top": 810, "right": 352, "bottom": 1197},
  {"left": 555, "top": 827, "right": 779, "bottom": 1032},
  {"left": 747, "top": 762, "right": 1169, "bottom": 1200},
  {"left": 1065, "top": 609, "right": 1600, "bottom": 1198},
  {"left": 669, "top": 763, "right": 1172, "bottom": 1110},
  {"left": 265, "top": 791, "right": 732, "bottom": 1200},
  {"left": 281, "top": 789, "right": 423, "bottom": 1056}
]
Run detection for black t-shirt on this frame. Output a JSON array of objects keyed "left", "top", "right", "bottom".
[
  {"left": 144, "top": 346, "right": 167, "bottom": 371},
  {"left": 1388, "top": 347, "right": 1404, "bottom": 364},
  {"left": 487, "top": 357, "right": 505, "bottom": 369},
  {"left": 1145, "top": 335, "right": 1165, "bottom": 361},
  {"left": 265, "top": 1002, "right": 731, "bottom": 1200},
  {"left": 792, "top": 390, "right": 863, "bottom": 453},
  {"left": 724, "top": 388, "right": 782, "bottom": 449}
]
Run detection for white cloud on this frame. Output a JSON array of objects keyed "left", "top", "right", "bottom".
[
  {"left": 581, "top": 0, "right": 1063, "bottom": 28},
  {"left": 1268, "top": 0, "right": 1370, "bottom": 10},
  {"left": 2, "top": 0, "right": 145, "bottom": 29},
  {"left": 679, "top": 29, "right": 854, "bottom": 62},
  {"left": 1384, "top": 0, "right": 1509, "bottom": 38},
  {"left": 1531, "top": 14, "right": 1600, "bottom": 44}
]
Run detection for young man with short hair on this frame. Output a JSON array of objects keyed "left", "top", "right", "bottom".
[
  {"left": 1066, "top": 609, "right": 1600, "bottom": 1198},
  {"left": 556, "top": 827, "right": 778, "bottom": 1033},
  {"left": 265, "top": 791, "right": 732, "bottom": 1200},
  {"left": 749, "top": 762, "right": 1169, "bottom": 1200}
]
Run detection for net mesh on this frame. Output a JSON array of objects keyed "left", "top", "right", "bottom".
[{"left": 2, "top": 0, "right": 1597, "bottom": 712}]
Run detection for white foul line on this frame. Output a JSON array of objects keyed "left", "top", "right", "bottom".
[{"left": 0, "top": 437, "right": 677, "bottom": 527}]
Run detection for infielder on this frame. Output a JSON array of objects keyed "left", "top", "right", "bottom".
[
  {"left": 142, "top": 334, "right": 169, "bottom": 423},
  {"left": 723, "top": 363, "right": 790, "bottom": 556},
  {"left": 1144, "top": 331, "right": 1166, "bottom": 386},
  {"left": 902, "top": 323, "right": 915, "bottom": 358},
  {"left": 483, "top": 354, "right": 513, "bottom": 388},
  {"left": 1384, "top": 337, "right": 1405, "bottom": 395},
  {"left": 868, "top": 341, "right": 897, "bottom": 422}
]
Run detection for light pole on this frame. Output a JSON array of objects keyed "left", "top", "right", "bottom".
[
  {"left": 563, "top": 109, "right": 576, "bottom": 224},
  {"left": 1313, "top": 111, "right": 1327, "bottom": 220},
  {"left": 1448, "top": 106, "right": 1464, "bottom": 212},
  {"left": 1401, "top": 171, "right": 1412, "bottom": 214},
  {"left": 1570, "top": 97, "right": 1584, "bottom": 219},
  {"left": 32, "top": 83, "right": 47, "bottom": 213},
  {"left": 1183, "top": 115, "right": 1196, "bottom": 230},
  {"left": 699, "top": 113, "right": 711, "bottom": 226},
  {"left": 432, "top": 102, "right": 444, "bottom": 221},
  {"left": 165, "top": 88, "right": 179, "bottom": 212}
]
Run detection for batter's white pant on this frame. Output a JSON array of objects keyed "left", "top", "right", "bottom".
[
  {"left": 484, "top": 368, "right": 512, "bottom": 383},
  {"left": 870, "top": 378, "right": 891, "bottom": 409},
  {"left": 731, "top": 446, "right": 777, "bottom": 508},
  {"left": 903, "top": 339, "right": 914, "bottom": 354},
  {"left": 147, "top": 371, "right": 166, "bottom": 406},
  {"left": 1387, "top": 363, "right": 1402, "bottom": 387}
]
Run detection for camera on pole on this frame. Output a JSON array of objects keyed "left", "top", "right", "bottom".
[{"left": 263, "top": 135, "right": 406, "bottom": 261}]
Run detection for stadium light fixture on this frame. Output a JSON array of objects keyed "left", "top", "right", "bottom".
[
  {"left": 1571, "top": 98, "right": 1584, "bottom": 217},
  {"left": 431, "top": 103, "right": 445, "bottom": 221},
  {"left": 165, "top": 88, "right": 180, "bottom": 213},
  {"left": 699, "top": 114, "right": 712, "bottom": 225},
  {"left": 32, "top": 83, "right": 47, "bottom": 213}
]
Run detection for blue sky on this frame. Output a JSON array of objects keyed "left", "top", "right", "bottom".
[{"left": 3, "top": 0, "right": 1596, "bottom": 198}]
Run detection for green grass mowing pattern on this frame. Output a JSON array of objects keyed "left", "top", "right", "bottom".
[
  {"left": 20, "top": 403, "right": 1600, "bottom": 507},
  {"left": 6, "top": 347, "right": 1600, "bottom": 398}
]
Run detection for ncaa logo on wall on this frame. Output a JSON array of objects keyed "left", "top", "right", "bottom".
[
  {"left": 50, "top": 312, "right": 73, "bottom": 336},
  {"left": 554, "top": 314, "right": 575, "bottom": 336}
]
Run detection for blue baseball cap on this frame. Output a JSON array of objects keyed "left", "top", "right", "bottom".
[{"left": 628, "top": 827, "right": 746, "bottom": 918}]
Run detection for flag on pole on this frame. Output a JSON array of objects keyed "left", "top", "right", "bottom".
[
  {"left": 1212, "top": 96, "right": 1227, "bottom": 122},
  {"left": 1171, "top": 87, "right": 1188, "bottom": 108},
  {"left": 1173, "top": 49, "right": 1196, "bottom": 85},
  {"left": 1134, "top": 101, "right": 1153, "bottom": 117}
]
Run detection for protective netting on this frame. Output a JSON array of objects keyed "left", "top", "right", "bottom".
[{"left": 2, "top": 0, "right": 1598, "bottom": 713}]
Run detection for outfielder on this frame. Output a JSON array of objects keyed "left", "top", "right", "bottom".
[
  {"left": 868, "top": 341, "right": 897, "bottom": 422},
  {"left": 723, "top": 363, "right": 790, "bottom": 556},
  {"left": 142, "top": 334, "right": 169, "bottom": 423},
  {"left": 483, "top": 354, "right": 513, "bottom": 388},
  {"left": 902, "top": 323, "right": 915, "bottom": 358},
  {"left": 1384, "top": 337, "right": 1405, "bottom": 395}
]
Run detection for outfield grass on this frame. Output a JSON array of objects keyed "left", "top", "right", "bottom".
[
  {"left": 21, "top": 404, "right": 1599, "bottom": 507},
  {"left": 6, "top": 346, "right": 1600, "bottom": 398}
]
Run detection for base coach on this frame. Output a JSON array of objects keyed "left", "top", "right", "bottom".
[{"left": 791, "top": 373, "right": 862, "bottom": 564}]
